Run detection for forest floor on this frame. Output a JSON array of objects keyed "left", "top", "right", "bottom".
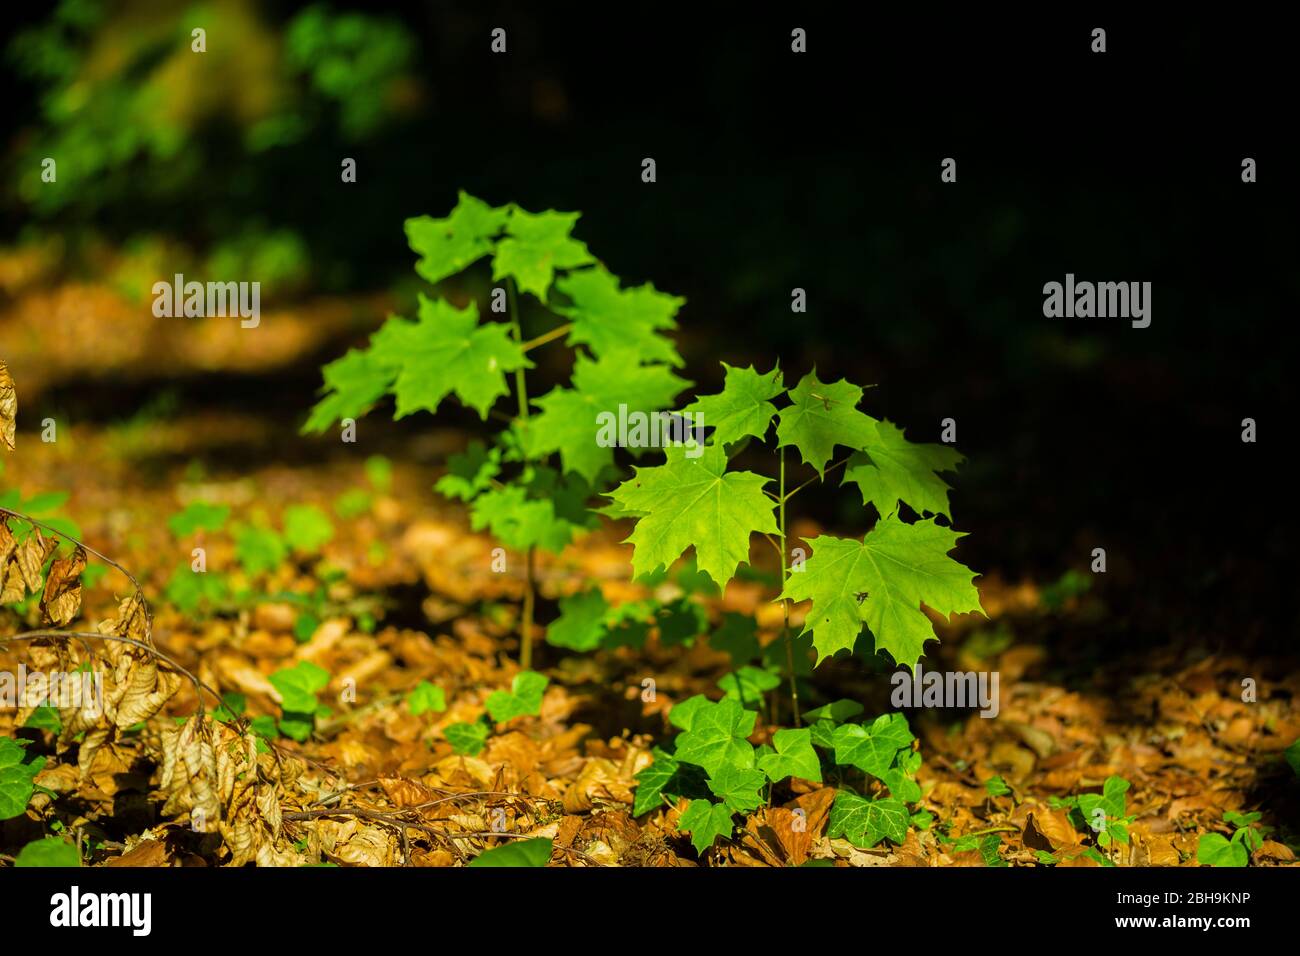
[
  {"left": 2, "top": 410, "right": 1297, "bottom": 868},
  {"left": 1, "top": 273, "right": 1297, "bottom": 867}
]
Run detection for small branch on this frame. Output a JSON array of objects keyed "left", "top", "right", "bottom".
[
  {"left": 782, "top": 457, "right": 851, "bottom": 503},
  {"left": 521, "top": 323, "right": 573, "bottom": 352}
]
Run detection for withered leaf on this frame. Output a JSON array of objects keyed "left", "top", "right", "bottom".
[
  {"left": 0, "top": 359, "right": 15, "bottom": 451},
  {"left": 41, "top": 546, "right": 86, "bottom": 626},
  {"left": 1, "top": 523, "right": 57, "bottom": 605}
]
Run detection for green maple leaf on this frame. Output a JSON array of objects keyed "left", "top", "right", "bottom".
[
  {"left": 486, "top": 671, "right": 548, "bottom": 723},
  {"left": 545, "top": 589, "right": 609, "bottom": 651},
  {"left": 0, "top": 737, "right": 47, "bottom": 820},
  {"left": 780, "top": 516, "right": 982, "bottom": 668},
  {"left": 524, "top": 349, "right": 689, "bottom": 482},
  {"left": 831, "top": 713, "right": 914, "bottom": 777},
  {"left": 633, "top": 747, "right": 708, "bottom": 816},
  {"left": 470, "top": 484, "right": 587, "bottom": 553},
  {"left": 1196, "top": 832, "right": 1249, "bottom": 868},
  {"left": 607, "top": 443, "right": 777, "bottom": 590},
  {"left": 404, "top": 191, "right": 509, "bottom": 286},
  {"left": 678, "top": 799, "right": 734, "bottom": 854},
  {"left": 707, "top": 765, "right": 767, "bottom": 814},
  {"left": 776, "top": 371, "right": 877, "bottom": 476},
  {"left": 445, "top": 720, "right": 489, "bottom": 756},
  {"left": 553, "top": 266, "right": 683, "bottom": 366},
  {"left": 828, "top": 792, "right": 909, "bottom": 848},
  {"left": 843, "top": 420, "right": 964, "bottom": 519},
  {"left": 491, "top": 207, "right": 595, "bottom": 300},
  {"left": 435, "top": 441, "right": 501, "bottom": 502},
  {"left": 683, "top": 363, "right": 784, "bottom": 448},
  {"left": 303, "top": 348, "right": 396, "bottom": 433},
  {"left": 673, "top": 696, "right": 757, "bottom": 777},
  {"left": 758, "top": 728, "right": 822, "bottom": 784},
  {"left": 370, "top": 294, "right": 530, "bottom": 420}
]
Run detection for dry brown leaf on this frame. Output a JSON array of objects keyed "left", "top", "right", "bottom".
[
  {"left": 41, "top": 545, "right": 86, "bottom": 626},
  {"left": 563, "top": 757, "right": 634, "bottom": 813},
  {"left": 0, "top": 359, "right": 15, "bottom": 451},
  {"left": 1, "top": 522, "right": 56, "bottom": 604},
  {"left": 107, "top": 839, "right": 172, "bottom": 867}
]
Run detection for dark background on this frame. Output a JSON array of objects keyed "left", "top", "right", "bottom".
[{"left": 3, "top": 5, "right": 1294, "bottom": 652}]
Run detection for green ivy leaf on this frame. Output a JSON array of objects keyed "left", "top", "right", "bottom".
[
  {"left": 780, "top": 516, "right": 983, "bottom": 668},
  {"left": 682, "top": 362, "right": 784, "bottom": 449},
  {"left": 758, "top": 728, "right": 822, "bottom": 784},
  {"left": 168, "top": 501, "right": 230, "bottom": 537},
  {"left": 842, "top": 420, "right": 964, "bottom": 519},
  {"left": 407, "top": 681, "right": 446, "bottom": 716},
  {"left": 802, "top": 699, "right": 865, "bottom": 724},
  {"left": 236, "top": 525, "right": 287, "bottom": 577},
  {"left": 165, "top": 565, "right": 229, "bottom": 614},
  {"left": 985, "top": 775, "right": 1012, "bottom": 797},
  {"left": 633, "top": 747, "right": 709, "bottom": 816},
  {"left": 546, "top": 589, "right": 609, "bottom": 651},
  {"left": 526, "top": 350, "right": 689, "bottom": 483},
  {"left": 553, "top": 266, "right": 683, "bottom": 366},
  {"left": 370, "top": 294, "right": 531, "bottom": 420},
  {"left": 667, "top": 695, "right": 712, "bottom": 732},
  {"left": 677, "top": 798, "right": 734, "bottom": 854},
  {"left": 717, "top": 665, "right": 781, "bottom": 707},
  {"left": 269, "top": 660, "right": 331, "bottom": 714},
  {"left": 283, "top": 505, "right": 335, "bottom": 553},
  {"left": 828, "top": 792, "right": 909, "bottom": 848},
  {"left": 485, "top": 671, "right": 548, "bottom": 723},
  {"left": 445, "top": 720, "right": 489, "bottom": 756},
  {"left": 706, "top": 765, "right": 767, "bottom": 814},
  {"left": 831, "top": 713, "right": 915, "bottom": 777},
  {"left": 404, "top": 191, "right": 509, "bottom": 286},
  {"left": 608, "top": 443, "right": 777, "bottom": 590},
  {"left": 491, "top": 207, "right": 595, "bottom": 300},
  {"left": 23, "top": 706, "right": 62, "bottom": 734},
  {"left": 673, "top": 696, "right": 757, "bottom": 777},
  {"left": 1196, "top": 832, "right": 1249, "bottom": 868},
  {"left": 0, "top": 737, "right": 47, "bottom": 820},
  {"left": 776, "top": 370, "right": 877, "bottom": 476},
  {"left": 468, "top": 836, "right": 553, "bottom": 867},
  {"left": 15, "top": 836, "right": 80, "bottom": 867}
]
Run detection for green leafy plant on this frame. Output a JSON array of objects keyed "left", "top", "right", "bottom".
[
  {"left": 268, "top": 660, "right": 332, "bottom": 742},
  {"left": 636, "top": 694, "right": 923, "bottom": 857},
  {"left": 15, "top": 835, "right": 80, "bottom": 867},
  {"left": 0, "top": 736, "right": 47, "bottom": 820},
  {"left": 468, "top": 837, "right": 553, "bottom": 867},
  {"left": 306, "top": 192, "right": 691, "bottom": 669},
  {"left": 1196, "top": 810, "right": 1270, "bottom": 867}
]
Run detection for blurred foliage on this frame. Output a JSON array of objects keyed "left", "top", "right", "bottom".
[{"left": 5, "top": 0, "right": 419, "bottom": 290}]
